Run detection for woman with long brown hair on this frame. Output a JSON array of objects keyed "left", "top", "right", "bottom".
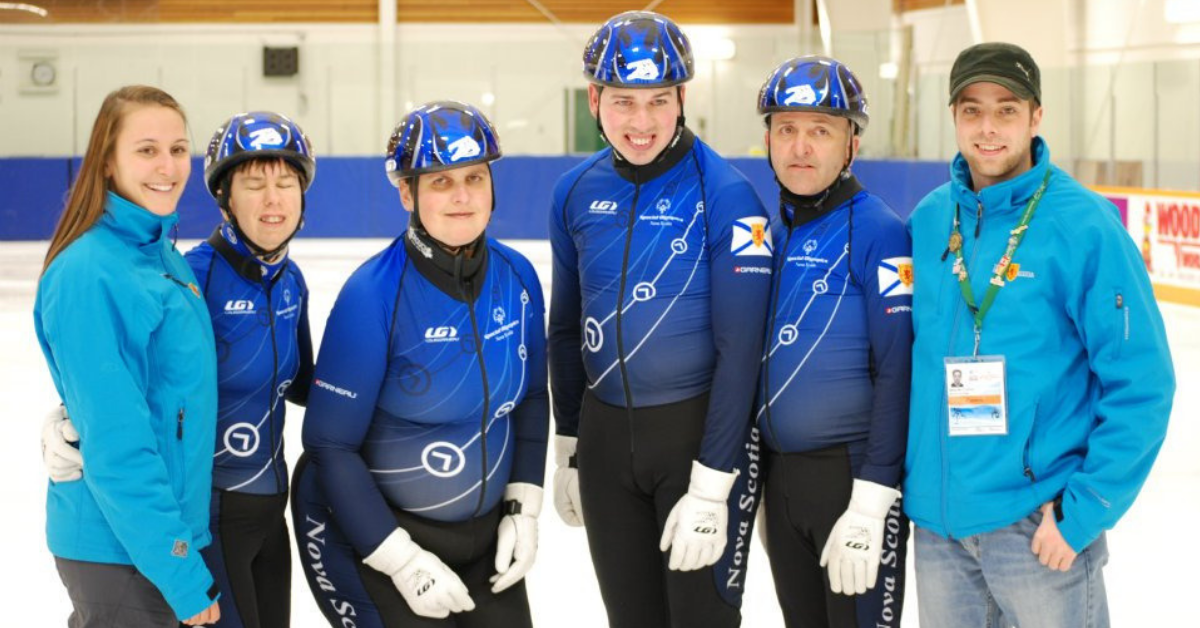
[{"left": 35, "top": 85, "right": 221, "bottom": 627}]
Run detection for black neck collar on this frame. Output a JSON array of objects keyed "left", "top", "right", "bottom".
[
  {"left": 612, "top": 127, "right": 695, "bottom": 183},
  {"left": 207, "top": 226, "right": 287, "bottom": 286},
  {"left": 780, "top": 174, "right": 864, "bottom": 228},
  {"left": 404, "top": 227, "right": 487, "bottom": 302}
]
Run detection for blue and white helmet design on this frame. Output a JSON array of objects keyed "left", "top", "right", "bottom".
[
  {"left": 385, "top": 101, "right": 502, "bottom": 187},
  {"left": 758, "top": 56, "right": 870, "bottom": 133},
  {"left": 204, "top": 111, "right": 315, "bottom": 196},
  {"left": 583, "top": 11, "right": 694, "bottom": 88}
]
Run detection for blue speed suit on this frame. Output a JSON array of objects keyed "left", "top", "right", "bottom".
[
  {"left": 549, "top": 127, "right": 773, "bottom": 626},
  {"left": 755, "top": 177, "right": 911, "bottom": 628},
  {"left": 294, "top": 228, "right": 549, "bottom": 628},
  {"left": 184, "top": 223, "right": 313, "bottom": 628}
]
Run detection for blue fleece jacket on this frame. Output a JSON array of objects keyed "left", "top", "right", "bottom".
[
  {"left": 36, "top": 191, "right": 219, "bottom": 619},
  {"left": 904, "top": 139, "right": 1175, "bottom": 552}
]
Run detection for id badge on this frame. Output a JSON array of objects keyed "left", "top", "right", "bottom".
[{"left": 944, "top": 356, "right": 1008, "bottom": 436}]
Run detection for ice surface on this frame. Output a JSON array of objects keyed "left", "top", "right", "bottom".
[{"left": 3, "top": 238, "right": 1195, "bottom": 626}]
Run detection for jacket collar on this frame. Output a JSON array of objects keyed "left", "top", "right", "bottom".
[
  {"left": 101, "top": 190, "right": 178, "bottom": 248},
  {"left": 404, "top": 226, "right": 488, "bottom": 303},
  {"left": 780, "top": 174, "right": 865, "bottom": 228},
  {"left": 612, "top": 127, "right": 696, "bottom": 184},
  {"left": 207, "top": 223, "right": 288, "bottom": 284},
  {"left": 950, "top": 137, "right": 1050, "bottom": 214}
]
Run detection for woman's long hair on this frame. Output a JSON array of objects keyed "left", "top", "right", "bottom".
[{"left": 41, "top": 85, "right": 187, "bottom": 274}]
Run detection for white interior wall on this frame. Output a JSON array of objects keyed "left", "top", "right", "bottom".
[
  {"left": 0, "top": 23, "right": 828, "bottom": 159},
  {"left": 2, "top": 0, "right": 1200, "bottom": 189}
]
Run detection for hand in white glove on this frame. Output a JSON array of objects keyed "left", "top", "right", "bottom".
[
  {"left": 363, "top": 528, "right": 475, "bottom": 619},
  {"left": 659, "top": 460, "right": 738, "bottom": 571},
  {"left": 552, "top": 435, "right": 584, "bottom": 527},
  {"left": 42, "top": 405, "right": 82, "bottom": 482},
  {"left": 820, "top": 479, "right": 901, "bottom": 595},
  {"left": 491, "top": 483, "right": 543, "bottom": 593}
]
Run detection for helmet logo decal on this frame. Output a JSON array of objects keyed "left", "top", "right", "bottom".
[
  {"left": 247, "top": 127, "right": 285, "bottom": 150},
  {"left": 784, "top": 84, "right": 818, "bottom": 106},
  {"left": 784, "top": 78, "right": 829, "bottom": 106},
  {"left": 447, "top": 136, "right": 481, "bottom": 162},
  {"left": 625, "top": 58, "right": 661, "bottom": 81}
]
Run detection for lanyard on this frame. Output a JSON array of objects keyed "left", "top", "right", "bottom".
[{"left": 949, "top": 169, "right": 1050, "bottom": 355}]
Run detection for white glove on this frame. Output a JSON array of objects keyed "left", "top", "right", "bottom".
[
  {"left": 363, "top": 528, "right": 475, "bottom": 619},
  {"left": 491, "top": 483, "right": 543, "bottom": 593},
  {"left": 820, "top": 479, "right": 901, "bottom": 595},
  {"left": 659, "top": 460, "right": 738, "bottom": 571},
  {"left": 42, "top": 406, "right": 82, "bottom": 482},
  {"left": 552, "top": 435, "right": 584, "bottom": 527}
]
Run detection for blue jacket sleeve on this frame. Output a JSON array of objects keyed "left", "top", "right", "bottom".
[
  {"left": 699, "top": 175, "right": 773, "bottom": 471},
  {"left": 301, "top": 267, "right": 399, "bottom": 555},
  {"left": 38, "top": 261, "right": 216, "bottom": 618},
  {"left": 851, "top": 201, "right": 912, "bottom": 488},
  {"left": 548, "top": 174, "right": 587, "bottom": 438},
  {"left": 287, "top": 269, "right": 314, "bottom": 406},
  {"left": 1057, "top": 202, "right": 1174, "bottom": 552},
  {"left": 506, "top": 255, "right": 550, "bottom": 486}
]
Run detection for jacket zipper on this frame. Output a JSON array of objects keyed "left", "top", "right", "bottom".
[
  {"left": 177, "top": 408, "right": 185, "bottom": 439},
  {"left": 616, "top": 171, "right": 640, "bottom": 454},
  {"left": 456, "top": 263, "right": 491, "bottom": 518},
  {"left": 942, "top": 197, "right": 987, "bottom": 538},
  {"left": 264, "top": 277, "right": 283, "bottom": 493},
  {"left": 1022, "top": 403, "right": 1038, "bottom": 482},
  {"left": 761, "top": 223, "right": 793, "bottom": 451}
]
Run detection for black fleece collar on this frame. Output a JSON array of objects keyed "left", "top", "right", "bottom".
[
  {"left": 612, "top": 128, "right": 696, "bottom": 184},
  {"left": 403, "top": 226, "right": 488, "bottom": 302},
  {"left": 780, "top": 174, "right": 864, "bottom": 229}
]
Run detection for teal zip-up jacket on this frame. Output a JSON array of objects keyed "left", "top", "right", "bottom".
[
  {"left": 35, "top": 192, "right": 220, "bottom": 619},
  {"left": 904, "top": 138, "right": 1175, "bottom": 552}
]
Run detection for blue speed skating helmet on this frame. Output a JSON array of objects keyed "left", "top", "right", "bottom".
[
  {"left": 583, "top": 11, "right": 694, "bottom": 88},
  {"left": 385, "top": 101, "right": 502, "bottom": 187},
  {"left": 758, "top": 56, "right": 870, "bottom": 133},
  {"left": 204, "top": 111, "right": 316, "bottom": 196}
]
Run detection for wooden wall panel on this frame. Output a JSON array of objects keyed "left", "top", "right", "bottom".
[
  {"left": 894, "top": 0, "right": 964, "bottom": 12},
  {"left": 0, "top": 0, "right": 377, "bottom": 24},
  {"left": 395, "top": 0, "right": 794, "bottom": 23},
  {"left": 1, "top": 0, "right": 793, "bottom": 25}
]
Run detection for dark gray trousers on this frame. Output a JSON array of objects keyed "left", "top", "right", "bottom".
[{"left": 55, "top": 557, "right": 179, "bottom": 628}]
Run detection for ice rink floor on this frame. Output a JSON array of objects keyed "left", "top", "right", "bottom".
[{"left": 2, "top": 238, "right": 1197, "bottom": 627}]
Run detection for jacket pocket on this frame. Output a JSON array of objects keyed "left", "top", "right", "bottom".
[
  {"left": 1021, "top": 402, "right": 1040, "bottom": 483},
  {"left": 170, "top": 406, "right": 186, "bottom": 501}
]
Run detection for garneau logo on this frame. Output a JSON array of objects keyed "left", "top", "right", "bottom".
[
  {"left": 733, "top": 266, "right": 771, "bottom": 275},
  {"left": 224, "top": 300, "right": 255, "bottom": 314},
  {"left": 314, "top": 379, "right": 357, "bottom": 399},
  {"left": 425, "top": 326, "right": 459, "bottom": 342}
]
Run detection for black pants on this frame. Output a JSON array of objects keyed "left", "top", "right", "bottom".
[
  {"left": 291, "top": 453, "right": 532, "bottom": 628},
  {"left": 577, "top": 391, "right": 742, "bottom": 628},
  {"left": 55, "top": 557, "right": 178, "bottom": 628},
  {"left": 202, "top": 490, "right": 291, "bottom": 628},
  {"left": 763, "top": 446, "right": 908, "bottom": 628}
]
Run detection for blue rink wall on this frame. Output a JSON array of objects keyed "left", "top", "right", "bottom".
[{"left": 0, "top": 156, "right": 949, "bottom": 240}]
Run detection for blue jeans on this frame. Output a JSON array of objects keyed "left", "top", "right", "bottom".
[{"left": 914, "top": 509, "right": 1109, "bottom": 628}]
